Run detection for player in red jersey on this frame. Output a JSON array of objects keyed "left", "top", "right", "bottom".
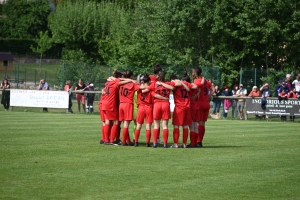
[
  {"left": 101, "top": 70, "right": 133, "bottom": 145},
  {"left": 143, "top": 71, "right": 175, "bottom": 148},
  {"left": 195, "top": 67, "right": 214, "bottom": 147},
  {"left": 98, "top": 88, "right": 106, "bottom": 144},
  {"left": 134, "top": 74, "right": 169, "bottom": 147},
  {"left": 170, "top": 73, "right": 198, "bottom": 148},
  {"left": 117, "top": 70, "right": 141, "bottom": 146},
  {"left": 188, "top": 68, "right": 205, "bottom": 147},
  {"left": 149, "top": 63, "right": 162, "bottom": 84}
]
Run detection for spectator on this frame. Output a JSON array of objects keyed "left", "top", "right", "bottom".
[
  {"left": 75, "top": 78, "right": 86, "bottom": 113},
  {"left": 248, "top": 86, "right": 260, "bottom": 119},
  {"left": 274, "top": 81, "right": 282, "bottom": 98},
  {"left": 259, "top": 82, "right": 272, "bottom": 119},
  {"left": 38, "top": 79, "right": 49, "bottom": 112},
  {"left": 231, "top": 84, "right": 239, "bottom": 118},
  {"left": 0, "top": 78, "right": 10, "bottom": 111},
  {"left": 211, "top": 85, "right": 222, "bottom": 118},
  {"left": 285, "top": 74, "right": 293, "bottom": 91},
  {"left": 236, "top": 83, "right": 247, "bottom": 120},
  {"left": 64, "top": 80, "right": 73, "bottom": 113},
  {"left": 248, "top": 86, "right": 260, "bottom": 97},
  {"left": 288, "top": 87, "right": 298, "bottom": 122},
  {"left": 221, "top": 85, "right": 231, "bottom": 119},
  {"left": 84, "top": 83, "right": 95, "bottom": 113},
  {"left": 278, "top": 82, "right": 290, "bottom": 96},
  {"left": 292, "top": 75, "right": 300, "bottom": 93},
  {"left": 278, "top": 89, "right": 288, "bottom": 121}
]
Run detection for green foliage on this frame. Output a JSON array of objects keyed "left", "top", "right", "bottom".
[
  {"left": 1, "top": 0, "right": 52, "bottom": 39},
  {"left": 30, "top": 31, "right": 53, "bottom": 55}
]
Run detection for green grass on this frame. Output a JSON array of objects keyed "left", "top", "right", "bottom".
[{"left": 0, "top": 110, "right": 299, "bottom": 200}]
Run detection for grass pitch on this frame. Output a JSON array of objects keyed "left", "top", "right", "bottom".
[{"left": 0, "top": 110, "right": 299, "bottom": 200}]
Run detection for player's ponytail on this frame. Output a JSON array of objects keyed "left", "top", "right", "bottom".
[
  {"left": 158, "top": 70, "right": 165, "bottom": 82},
  {"left": 153, "top": 63, "right": 162, "bottom": 75},
  {"left": 182, "top": 73, "right": 191, "bottom": 83}
]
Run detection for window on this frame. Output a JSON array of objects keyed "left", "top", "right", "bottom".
[{"left": 3, "top": 60, "right": 8, "bottom": 67}]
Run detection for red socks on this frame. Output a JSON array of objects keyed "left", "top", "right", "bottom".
[
  {"left": 103, "top": 125, "right": 111, "bottom": 143},
  {"left": 173, "top": 128, "right": 179, "bottom": 144},
  {"left": 146, "top": 130, "right": 151, "bottom": 144},
  {"left": 163, "top": 129, "right": 169, "bottom": 145},
  {"left": 134, "top": 129, "right": 141, "bottom": 143},
  {"left": 122, "top": 128, "right": 128, "bottom": 145},
  {"left": 198, "top": 125, "right": 205, "bottom": 142},
  {"left": 183, "top": 128, "right": 188, "bottom": 145},
  {"left": 153, "top": 129, "right": 159, "bottom": 144},
  {"left": 110, "top": 124, "right": 118, "bottom": 143}
]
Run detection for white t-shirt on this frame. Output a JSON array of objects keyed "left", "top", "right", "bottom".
[{"left": 292, "top": 79, "right": 300, "bottom": 92}]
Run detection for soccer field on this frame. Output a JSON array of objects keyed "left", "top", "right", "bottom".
[{"left": 0, "top": 111, "right": 299, "bottom": 200}]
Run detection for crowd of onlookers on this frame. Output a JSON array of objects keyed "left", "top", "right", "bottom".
[{"left": 210, "top": 73, "right": 300, "bottom": 121}]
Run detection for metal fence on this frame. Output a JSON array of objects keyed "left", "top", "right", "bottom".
[{"left": 1, "top": 64, "right": 267, "bottom": 92}]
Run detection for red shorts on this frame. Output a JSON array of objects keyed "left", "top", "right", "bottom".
[
  {"left": 172, "top": 107, "right": 192, "bottom": 126},
  {"left": 136, "top": 105, "right": 153, "bottom": 124},
  {"left": 199, "top": 102, "right": 210, "bottom": 122},
  {"left": 191, "top": 108, "right": 201, "bottom": 122},
  {"left": 119, "top": 103, "right": 133, "bottom": 121},
  {"left": 98, "top": 104, "right": 105, "bottom": 122},
  {"left": 153, "top": 101, "right": 170, "bottom": 120},
  {"left": 76, "top": 94, "right": 85, "bottom": 103},
  {"left": 103, "top": 110, "right": 118, "bottom": 121}
]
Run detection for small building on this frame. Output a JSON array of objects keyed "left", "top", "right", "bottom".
[{"left": 0, "top": 52, "right": 14, "bottom": 72}]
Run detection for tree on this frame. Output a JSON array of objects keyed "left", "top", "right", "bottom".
[
  {"left": 1, "top": 0, "right": 52, "bottom": 39},
  {"left": 30, "top": 31, "right": 53, "bottom": 77}
]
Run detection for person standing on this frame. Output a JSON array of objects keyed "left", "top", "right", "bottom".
[
  {"left": 194, "top": 68, "right": 214, "bottom": 147},
  {"left": 231, "top": 84, "right": 239, "bottom": 118},
  {"left": 292, "top": 75, "right": 300, "bottom": 93},
  {"left": 259, "top": 82, "right": 272, "bottom": 119},
  {"left": 84, "top": 83, "right": 95, "bottom": 113},
  {"left": 64, "top": 80, "right": 73, "bottom": 113},
  {"left": 236, "top": 84, "right": 247, "bottom": 120},
  {"left": 38, "top": 79, "right": 49, "bottom": 112},
  {"left": 222, "top": 85, "right": 232, "bottom": 119},
  {"left": 211, "top": 85, "right": 222, "bottom": 118},
  {"left": 75, "top": 78, "right": 86, "bottom": 113},
  {"left": 1, "top": 78, "right": 10, "bottom": 111}
]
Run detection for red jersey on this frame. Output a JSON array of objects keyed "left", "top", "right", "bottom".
[
  {"left": 198, "top": 80, "right": 212, "bottom": 102},
  {"left": 149, "top": 75, "right": 158, "bottom": 84},
  {"left": 101, "top": 79, "right": 120, "bottom": 111},
  {"left": 190, "top": 87, "right": 201, "bottom": 109},
  {"left": 148, "top": 82, "right": 175, "bottom": 103},
  {"left": 119, "top": 82, "right": 140, "bottom": 104},
  {"left": 137, "top": 90, "right": 154, "bottom": 107},
  {"left": 194, "top": 77, "right": 204, "bottom": 88},
  {"left": 173, "top": 81, "right": 194, "bottom": 109}
]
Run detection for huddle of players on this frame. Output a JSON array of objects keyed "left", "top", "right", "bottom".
[{"left": 98, "top": 64, "right": 214, "bottom": 148}]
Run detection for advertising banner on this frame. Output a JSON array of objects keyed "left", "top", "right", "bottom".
[
  {"left": 246, "top": 98, "right": 300, "bottom": 116},
  {"left": 10, "top": 89, "right": 69, "bottom": 108}
]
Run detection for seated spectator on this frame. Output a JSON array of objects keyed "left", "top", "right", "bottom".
[{"left": 248, "top": 86, "right": 260, "bottom": 97}]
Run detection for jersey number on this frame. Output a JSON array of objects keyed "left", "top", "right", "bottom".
[
  {"left": 180, "top": 89, "right": 188, "bottom": 98},
  {"left": 157, "top": 89, "right": 167, "bottom": 97},
  {"left": 120, "top": 87, "right": 128, "bottom": 97}
]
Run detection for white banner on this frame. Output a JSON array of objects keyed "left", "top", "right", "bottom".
[
  {"left": 10, "top": 89, "right": 69, "bottom": 108},
  {"left": 169, "top": 94, "right": 175, "bottom": 112}
]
